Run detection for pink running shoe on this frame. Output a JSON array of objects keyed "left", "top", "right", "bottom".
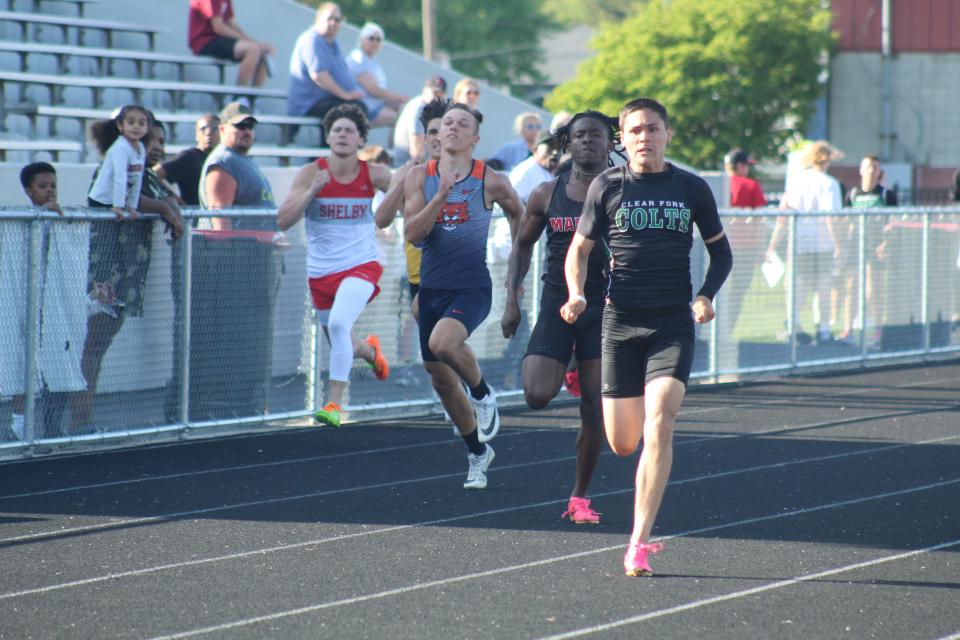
[
  {"left": 624, "top": 542, "right": 664, "bottom": 577},
  {"left": 561, "top": 496, "right": 600, "bottom": 524}
]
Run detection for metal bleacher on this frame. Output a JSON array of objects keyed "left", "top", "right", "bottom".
[{"left": 0, "top": 0, "right": 325, "bottom": 165}]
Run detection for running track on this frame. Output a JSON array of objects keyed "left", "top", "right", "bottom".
[{"left": 1, "top": 361, "right": 958, "bottom": 639}]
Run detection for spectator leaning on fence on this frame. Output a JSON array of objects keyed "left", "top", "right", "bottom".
[
  {"left": 288, "top": 2, "right": 367, "bottom": 133},
  {"left": 155, "top": 114, "right": 220, "bottom": 207},
  {"left": 73, "top": 107, "right": 157, "bottom": 433},
  {"left": 200, "top": 101, "right": 276, "bottom": 231},
  {"left": 188, "top": 0, "right": 275, "bottom": 90},
  {"left": 346, "top": 22, "right": 407, "bottom": 128}
]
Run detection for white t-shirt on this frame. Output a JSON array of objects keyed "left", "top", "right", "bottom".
[
  {"left": 784, "top": 167, "right": 841, "bottom": 254},
  {"left": 346, "top": 49, "right": 387, "bottom": 115},
  {"left": 88, "top": 137, "right": 145, "bottom": 209},
  {"left": 508, "top": 156, "right": 552, "bottom": 203}
]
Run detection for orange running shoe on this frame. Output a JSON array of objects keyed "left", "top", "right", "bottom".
[{"left": 365, "top": 334, "right": 390, "bottom": 380}]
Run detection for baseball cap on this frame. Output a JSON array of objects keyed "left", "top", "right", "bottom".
[
  {"left": 724, "top": 148, "right": 756, "bottom": 166},
  {"left": 424, "top": 75, "right": 447, "bottom": 92},
  {"left": 219, "top": 101, "right": 258, "bottom": 126},
  {"left": 534, "top": 129, "right": 556, "bottom": 147}
]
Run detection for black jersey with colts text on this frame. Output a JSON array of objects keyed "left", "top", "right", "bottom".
[
  {"left": 577, "top": 163, "right": 724, "bottom": 310},
  {"left": 543, "top": 172, "right": 607, "bottom": 303}
]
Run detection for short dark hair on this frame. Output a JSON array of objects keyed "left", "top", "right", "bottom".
[
  {"left": 442, "top": 102, "right": 483, "bottom": 132},
  {"left": 322, "top": 103, "right": 370, "bottom": 141},
  {"left": 20, "top": 161, "right": 56, "bottom": 189},
  {"left": 419, "top": 98, "right": 449, "bottom": 131},
  {"left": 619, "top": 98, "right": 669, "bottom": 130}
]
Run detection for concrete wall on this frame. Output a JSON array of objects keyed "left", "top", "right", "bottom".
[{"left": 829, "top": 52, "right": 960, "bottom": 173}]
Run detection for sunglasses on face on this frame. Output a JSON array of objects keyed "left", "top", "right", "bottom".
[
  {"left": 367, "top": 35, "right": 382, "bottom": 41},
  {"left": 525, "top": 123, "right": 542, "bottom": 130},
  {"left": 328, "top": 15, "right": 343, "bottom": 23},
  {"left": 233, "top": 122, "right": 256, "bottom": 131}
]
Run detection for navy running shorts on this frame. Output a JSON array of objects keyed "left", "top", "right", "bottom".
[
  {"left": 418, "top": 286, "right": 492, "bottom": 362},
  {"left": 600, "top": 302, "right": 695, "bottom": 397}
]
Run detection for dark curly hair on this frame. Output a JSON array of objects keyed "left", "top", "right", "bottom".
[
  {"left": 419, "top": 98, "right": 449, "bottom": 131},
  {"left": 89, "top": 104, "right": 153, "bottom": 155},
  {"left": 322, "top": 103, "right": 370, "bottom": 141}
]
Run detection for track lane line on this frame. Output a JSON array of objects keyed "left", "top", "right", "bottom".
[
  {"left": 2, "top": 433, "right": 956, "bottom": 600},
  {"left": 2, "top": 406, "right": 951, "bottom": 545},
  {"left": 143, "top": 478, "right": 960, "bottom": 639},
  {"left": 538, "top": 538, "right": 960, "bottom": 639}
]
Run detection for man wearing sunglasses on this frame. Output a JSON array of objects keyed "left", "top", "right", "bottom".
[
  {"left": 200, "top": 101, "right": 276, "bottom": 231},
  {"left": 288, "top": 2, "right": 368, "bottom": 136}
]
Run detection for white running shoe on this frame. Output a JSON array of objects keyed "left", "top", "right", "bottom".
[
  {"left": 470, "top": 386, "right": 500, "bottom": 442},
  {"left": 464, "top": 444, "right": 495, "bottom": 490}
]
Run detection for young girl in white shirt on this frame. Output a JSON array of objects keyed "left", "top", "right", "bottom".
[{"left": 87, "top": 105, "right": 151, "bottom": 219}]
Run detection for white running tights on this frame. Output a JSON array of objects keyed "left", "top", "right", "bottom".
[{"left": 315, "top": 277, "right": 374, "bottom": 382}]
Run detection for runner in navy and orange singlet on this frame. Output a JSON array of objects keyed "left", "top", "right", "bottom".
[
  {"left": 563, "top": 98, "right": 732, "bottom": 576},
  {"left": 501, "top": 111, "right": 618, "bottom": 524},
  {"left": 403, "top": 102, "right": 524, "bottom": 490},
  {"left": 278, "top": 104, "right": 397, "bottom": 428}
]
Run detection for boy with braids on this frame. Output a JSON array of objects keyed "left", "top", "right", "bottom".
[
  {"left": 403, "top": 102, "right": 524, "bottom": 490},
  {"left": 563, "top": 98, "right": 732, "bottom": 576},
  {"left": 501, "top": 111, "right": 618, "bottom": 524}
]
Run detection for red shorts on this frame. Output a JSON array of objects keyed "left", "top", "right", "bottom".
[{"left": 309, "top": 261, "right": 384, "bottom": 310}]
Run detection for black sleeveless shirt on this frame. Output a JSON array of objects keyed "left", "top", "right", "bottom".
[{"left": 542, "top": 171, "right": 607, "bottom": 303}]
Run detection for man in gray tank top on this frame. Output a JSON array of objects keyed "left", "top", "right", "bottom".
[{"left": 200, "top": 101, "right": 276, "bottom": 231}]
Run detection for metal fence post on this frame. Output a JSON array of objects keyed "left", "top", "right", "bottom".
[
  {"left": 787, "top": 212, "right": 798, "bottom": 367},
  {"left": 858, "top": 210, "right": 867, "bottom": 359},
  {"left": 178, "top": 224, "right": 193, "bottom": 430},
  {"left": 22, "top": 219, "right": 41, "bottom": 443},
  {"left": 921, "top": 211, "right": 930, "bottom": 353}
]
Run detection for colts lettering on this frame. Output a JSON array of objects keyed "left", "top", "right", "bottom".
[{"left": 616, "top": 207, "right": 691, "bottom": 233}]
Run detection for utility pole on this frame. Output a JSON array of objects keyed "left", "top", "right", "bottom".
[
  {"left": 422, "top": 0, "right": 437, "bottom": 61},
  {"left": 880, "top": 0, "right": 892, "bottom": 160}
]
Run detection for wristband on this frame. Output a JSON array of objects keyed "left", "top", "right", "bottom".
[{"left": 571, "top": 294, "right": 587, "bottom": 305}]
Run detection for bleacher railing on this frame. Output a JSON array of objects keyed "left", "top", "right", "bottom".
[{"left": 2, "top": 206, "right": 959, "bottom": 459}]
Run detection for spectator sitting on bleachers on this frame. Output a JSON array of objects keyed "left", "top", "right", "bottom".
[
  {"left": 488, "top": 112, "right": 543, "bottom": 172},
  {"left": 453, "top": 78, "right": 481, "bottom": 108},
  {"left": 200, "top": 101, "right": 277, "bottom": 231},
  {"left": 155, "top": 114, "right": 220, "bottom": 206},
  {"left": 347, "top": 22, "right": 407, "bottom": 127},
  {"left": 188, "top": 0, "right": 275, "bottom": 90},
  {"left": 392, "top": 75, "right": 447, "bottom": 165},
  {"left": 288, "top": 2, "right": 367, "bottom": 133}
]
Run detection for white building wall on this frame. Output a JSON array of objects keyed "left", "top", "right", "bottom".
[{"left": 829, "top": 52, "right": 960, "bottom": 168}]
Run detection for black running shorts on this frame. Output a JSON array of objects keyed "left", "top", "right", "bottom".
[
  {"left": 601, "top": 303, "right": 695, "bottom": 397},
  {"left": 525, "top": 293, "right": 602, "bottom": 364}
]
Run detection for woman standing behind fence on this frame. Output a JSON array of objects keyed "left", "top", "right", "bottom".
[
  {"left": 768, "top": 140, "right": 843, "bottom": 345},
  {"left": 71, "top": 106, "right": 155, "bottom": 432},
  {"left": 277, "top": 104, "right": 398, "bottom": 428}
]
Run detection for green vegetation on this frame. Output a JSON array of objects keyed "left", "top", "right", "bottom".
[{"left": 546, "top": 0, "right": 834, "bottom": 169}]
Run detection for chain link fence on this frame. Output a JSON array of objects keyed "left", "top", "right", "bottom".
[{"left": 2, "top": 206, "right": 959, "bottom": 459}]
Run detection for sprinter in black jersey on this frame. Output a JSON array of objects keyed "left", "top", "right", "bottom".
[
  {"left": 502, "top": 111, "right": 616, "bottom": 525},
  {"left": 563, "top": 98, "right": 733, "bottom": 577}
]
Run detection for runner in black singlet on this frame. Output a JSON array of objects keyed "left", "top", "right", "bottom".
[{"left": 501, "top": 111, "right": 617, "bottom": 525}]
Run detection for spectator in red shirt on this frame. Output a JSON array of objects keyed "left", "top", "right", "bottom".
[
  {"left": 719, "top": 148, "right": 768, "bottom": 368},
  {"left": 188, "top": 0, "right": 275, "bottom": 89}
]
